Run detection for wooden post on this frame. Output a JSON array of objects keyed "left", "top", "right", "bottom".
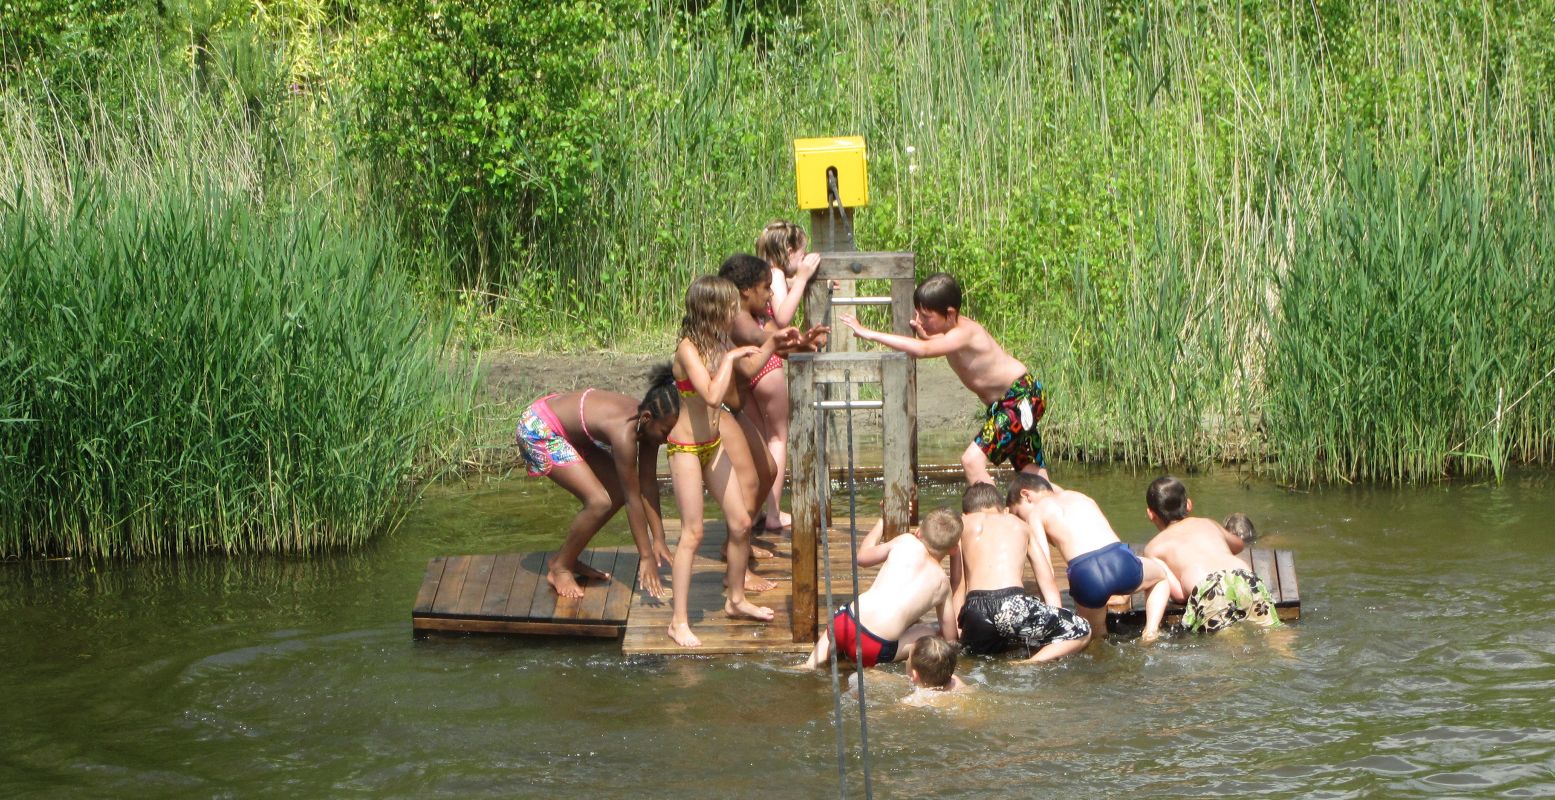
[
  {"left": 787, "top": 353, "right": 821, "bottom": 643},
  {"left": 810, "top": 208, "right": 859, "bottom": 448},
  {"left": 881, "top": 353, "right": 912, "bottom": 539},
  {"left": 891, "top": 273, "right": 919, "bottom": 521}
]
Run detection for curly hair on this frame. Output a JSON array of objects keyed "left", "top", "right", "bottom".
[{"left": 679, "top": 275, "right": 738, "bottom": 367}]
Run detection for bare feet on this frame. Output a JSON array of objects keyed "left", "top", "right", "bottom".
[
  {"left": 726, "top": 569, "right": 775, "bottom": 593},
  {"left": 547, "top": 568, "right": 585, "bottom": 599},
  {"left": 573, "top": 561, "right": 612, "bottom": 582},
  {"left": 763, "top": 511, "right": 792, "bottom": 531},
  {"left": 667, "top": 622, "right": 702, "bottom": 648},
  {"left": 725, "top": 598, "right": 775, "bottom": 622},
  {"left": 724, "top": 542, "right": 774, "bottom": 560}
]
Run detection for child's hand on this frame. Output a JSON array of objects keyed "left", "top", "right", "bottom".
[
  {"left": 730, "top": 344, "right": 762, "bottom": 360},
  {"left": 798, "top": 252, "right": 820, "bottom": 277},
  {"left": 910, "top": 318, "right": 928, "bottom": 339},
  {"left": 803, "top": 324, "right": 831, "bottom": 350},
  {"left": 838, "top": 314, "right": 867, "bottom": 335},
  {"left": 638, "top": 557, "right": 666, "bottom": 599}
]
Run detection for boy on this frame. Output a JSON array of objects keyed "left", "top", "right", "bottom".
[
  {"left": 953, "top": 482, "right": 1090, "bottom": 662},
  {"left": 1223, "top": 511, "right": 1259, "bottom": 545},
  {"left": 839, "top": 272, "right": 1047, "bottom": 485},
  {"left": 906, "top": 635, "right": 965, "bottom": 693},
  {"left": 1143, "top": 476, "right": 1280, "bottom": 635},
  {"left": 1007, "top": 473, "right": 1180, "bottom": 642},
  {"left": 797, "top": 508, "right": 962, "bottom": 670}
]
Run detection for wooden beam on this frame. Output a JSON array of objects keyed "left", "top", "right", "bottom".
[
  {"left": 787, "top": 355, "right": 820, "bottom": 643},
  {"left": 815, "top": 252, "right": 916, "bottom": 281}
]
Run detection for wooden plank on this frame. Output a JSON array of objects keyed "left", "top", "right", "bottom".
[
  {"left": 788, "top": 351, "right": 887, "bottom": 385},
  {"left": 503, "top": 552, "right": 547, "bottom": 619},
  {"left": 815, "top": 252, "right": 916, "bottom": 280},
  {"left": 414, "top": 617, "right": 622, "bottom": 638},
  {"left": 788, "top": 355, "right": 820, "bottom": 644},
  {"left": 1236, "top": 547, "right": 1253, "bottom": 568},
  {"left": 1251, "top": 547, "right": 1279, "bottom": 602},
  {"left": 602, "top": 551, "right": 640, "bottom": 622},
  {"left": 412, "top": 557, "right": 447, "bottom": 614},
  {"left": 881, "top": 354, "right": 911, "bottom": 540},
  {"left": 1275, "top": 549, "right": 1300, "bottom": 607},
  {"left": 454, "top": 555, "right": 495, "bottom": 616},
  {"left": 430, "top": 555, "right": 471, "bottom": 614},
  {"left": 521, "top": 552, "right": 558, "bottom": 619},
  {"left": 576, "top": 549, "right": 622, "bottom": 621},
  {"left": 480, "top": 553, "right": 523, "bottom": 616}
]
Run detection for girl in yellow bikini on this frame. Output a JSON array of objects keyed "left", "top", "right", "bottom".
[{"left": 666, "top": 276, "right": 773, "bottom": 648}]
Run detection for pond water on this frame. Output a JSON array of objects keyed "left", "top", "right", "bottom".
[{"left": 4, "top": 462, "right": 1555, "bottom": 798}]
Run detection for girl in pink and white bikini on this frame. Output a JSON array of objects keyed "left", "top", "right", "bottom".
[
  {"left": 751, "top": 220, "right": 823, "bottom": 530},
  {"left": 514, "top": 373, "right": 682, "bottom": 599}
]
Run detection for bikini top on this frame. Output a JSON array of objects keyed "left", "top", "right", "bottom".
[
  {"left": 576, "top": 388, "right": 612, "bottom": 453},
  {"left": 675, "top": 378, "right": 697, "bottom": 397}
]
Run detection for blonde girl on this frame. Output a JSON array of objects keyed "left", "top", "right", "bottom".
[
  {"left": 750, "top": 221, "right": 823, "bottom": 530},
  {"left": 667, "top": 276, "right": 772, "bottom": 648}
]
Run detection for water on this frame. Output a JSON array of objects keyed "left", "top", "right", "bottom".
[{"left": 5, "top": 464, "right": 1555, "bottom": 798}]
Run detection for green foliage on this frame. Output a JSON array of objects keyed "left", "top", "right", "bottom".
[{"left": 350, "top": 0, "right": 625, "bottom": 286}]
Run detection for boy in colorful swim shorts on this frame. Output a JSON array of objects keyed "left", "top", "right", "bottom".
[
  {"left": 952, "top": 482, "right": 1090, "bottom": 661},
  {"left": 1007, "top": 472, "right": 1181, "bottom": 643},
  {"left": 797, "top": 509, "right": 963, "bottom": 671},
  {"left": 838, "top": 272, "right": 1048, "bottom": 486},
  {"left": 1143, "top": 476, "right": 1281, "bottom": 636}
]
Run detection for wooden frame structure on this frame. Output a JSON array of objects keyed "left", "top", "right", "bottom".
[{"left": 786, "top": 250, "right": 919, "bottom": 643}]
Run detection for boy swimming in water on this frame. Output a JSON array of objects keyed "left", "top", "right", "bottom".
[
  {"left": 1143, "top": 476, "right": 1280, "bottom": 636},
  {"left": 797, "top": 509, "right": 962, "bottom": 671},
  {"left": 838, "top": 272, "right": 1048, "bottom": 486},
  {"left": 1007, "top": 473, "right": 1180, "bottom": 642}
]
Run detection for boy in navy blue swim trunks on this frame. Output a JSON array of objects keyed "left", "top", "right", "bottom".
[
  {"left": 839, "top": 272, "right": 1048, "bottom": 486},
  {"left": 1007, "top": 473, "right": 1181, "bottom": 642}
]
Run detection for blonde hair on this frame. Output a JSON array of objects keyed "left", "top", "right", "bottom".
[
  {"left": 679, "top": 275, "right": 738, "bottom": 367},
  {"left": 917, "top": 507, "right": 963, "bottom": 554},
  {"left": 756, "top": 220, "right": 808, "bottom": 272},
  {"left": 910, "top": 635, "right": 957, "bottom": 689}
]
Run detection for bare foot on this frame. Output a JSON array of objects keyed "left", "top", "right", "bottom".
[
  {"left": 1141, "top": 629, "right": 1161, "bottom": 644},
  {"left": 726, "top": 570, "right": 775, "bottom": 593},
  {"left": 763, "top": 511, "right": 792, "bottom": 531},
  {"left": 572, "top": 561, "right": 612, "bottom": 582},
  {"left": 667, "top": 622, "right": 702, "bottom": 648},
  {"left": 726, "top": 598, "right": 775, "bottom": 622},
  {"left": 546, "top": 568, "right": 585, "bottom": 599},
  {"left": 723, "top": 542, "right": 774, "bottom": 560}
]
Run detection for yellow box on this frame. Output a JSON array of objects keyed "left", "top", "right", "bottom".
[{"left": 794, "top": 136, "right": 868, "bottom": 209}]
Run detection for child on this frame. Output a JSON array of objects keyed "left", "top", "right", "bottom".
[
  {"left": 797, "top": 508, "right": 963, "bottom": 670},
  {"left": 953, "top": 482, "right": 1090, "bottom": 661},
  {"left": 1223, "top": 511, "right": 1259, "bottom": 544},
  {"left": 666, "top": 276, "right": 770, "bottom": 648},
  {"left": 718, "top": 253, "right": 828, "bottom": 534},
  {"left": 838, "top": 272, "right": 1047, "bottom": 485},
  {"left": 907, "top": 635, "right": 966, "bottom": 693},
  {"left": 514, "top": 370, "right": 681, "bottom": 599},
  {"left": 752, "top": 226, "right": 824, "bottom": 530},
  {"left": 1143, "top": 476, "right": 1280, "bottom": 635},
  {"left": 1007, "top": 472, "right": 1181, "bottom": 642}
]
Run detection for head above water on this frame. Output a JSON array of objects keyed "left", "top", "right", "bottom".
[
  {"left": 679, "top": 275, "right": 738, "bottom": 366},
  {"left": 1146, "top": 476, "right": 1191, "bottom": 525},
  {"left": 962, "top": 481, "right": 1004, "bottom": 514},
  {"left": 916, "top": 507, "right": 963, "bottom": 554},
  {"left": 913, "top": 272, "right": 962, "bottom": 315},
  {"left": 755, "top": 220, "right": 808, "bottom": 275},
  {"left": 1005, "top": 471, "right": 1055, "bottom": 508},
  {"left": 1223, "top": 512, "right": 1258, "bottom": 544},
  {"left": 909, "top": 634, "right": 957, "bottom": 690}
]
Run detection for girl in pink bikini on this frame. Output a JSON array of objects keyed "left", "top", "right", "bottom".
[
  {"left": 515, "top": 373, "right": 683, "bottom": 599},
  {"left": 665, "top": 276, "right": 773, "bottom": 647},
  {"left": 752, "top": 221, "right": 824, "bottom": 530}
]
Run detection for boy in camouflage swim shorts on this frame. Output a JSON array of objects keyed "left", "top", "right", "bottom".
[{"left": 1143, "top": 476, "right": 1281, "bottom": 637}]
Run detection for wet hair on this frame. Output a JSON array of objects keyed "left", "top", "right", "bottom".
[
  {"left": 917, "top": 507, "right": 963, "bottom": 553},
  {"left": 641, "top": 363, "right": 682, "bottom": 421},
  {"left": 1146, "top": 476, "right": 1190, "bottom": 524},
  {"left": 679, "top": 275, "right": 738, "bottom": 367},
  {"left": 1223, "top": 512, "right": 1258, "bottom": 544},
  {"left": 717, "top": 253, "right": 770, "bottom": 292},
  {"left": 909, "top": 635, "right": 957, "bottom": 689},
  {"left": 961, "top": 481, "right": 1003, "bottom": 513},
  {"left": 756, "top": 220, "right": 808, "bottom": 273},
  {"left": 913, "top": 272, "right": 962, "bottom": 314},
  {"left": 1005, "top": 471, "right": 1055, "bottom": 507}
]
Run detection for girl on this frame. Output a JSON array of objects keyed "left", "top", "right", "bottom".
[
  {"left": 751, "top": 222, "right": 825, "bottom": 530},
  {"left": 514, "top": 372, "right": 682, "bottom": 599},
  {"left": 667, "top": 276, "right": 773, "bottom": 648}
]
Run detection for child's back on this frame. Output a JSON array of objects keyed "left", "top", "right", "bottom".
[{"left": 852, "top": 533, "right": 948, "bottom": 641}]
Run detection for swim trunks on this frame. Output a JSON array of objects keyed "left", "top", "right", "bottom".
[
  {"left": 750, "top": 354, "right": 783, "bottom": 390},
  {"left": 666, "top": 436, "right": 721, "bottom": 469},
  {"left": 515, "top": 394, "right": 582, "bottom": 477},
  {"left": 958, "top": 587, "right": 1090, "bottom": 656},
  {"left": 831, "top": 603, "right": 898, "bottom": 668},
  {"left": 974, "top": 372, "right": 1046, "bottom": 471},
  {"left": 1066, "top": 541, "right": 1144, "bottom": 609},
  {"left": 1181, "top": 569, "right": 1281, "bottom": 633}
]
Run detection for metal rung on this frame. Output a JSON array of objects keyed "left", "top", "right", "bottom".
[
  {"left": 812, "top": 400, "right": 883, "bottom": 410},
  {"left": 827, "top": 296, "right": 893, "bottom": 306}
]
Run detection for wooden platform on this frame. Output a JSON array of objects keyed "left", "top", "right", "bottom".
[
  {"left": 411, "top": 518, "right": 1300, "bottom": 652},
  {"left": 412, "top": 549, "right": 639, "bottom": 637}
]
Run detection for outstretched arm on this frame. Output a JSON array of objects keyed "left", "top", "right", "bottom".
[
  {"left": 837, "top": 314, "right": 971, "bottom": 359},
  {"left": 613, "top": 438, "right": 665, "bottom": 599}
]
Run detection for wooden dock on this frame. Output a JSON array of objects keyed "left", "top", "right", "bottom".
[{"left": 412, "top": 517, "right": 1300, "bottom": 651}]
